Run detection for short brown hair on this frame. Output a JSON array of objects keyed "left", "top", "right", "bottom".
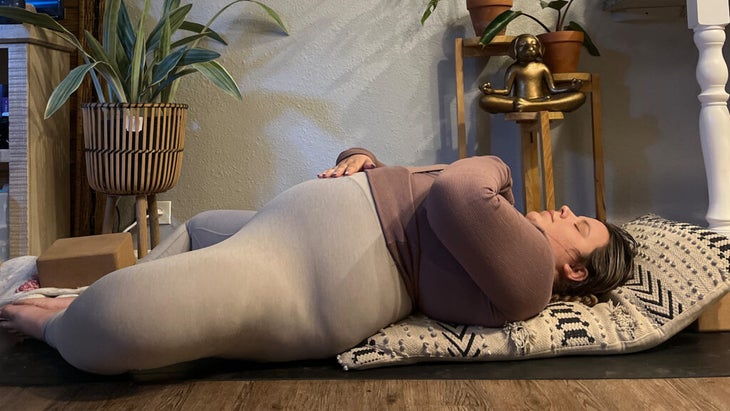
[{"left": 554, "top": 222, "right": 638, "bottom": 297}]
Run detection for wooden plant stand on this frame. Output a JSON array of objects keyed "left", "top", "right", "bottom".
[
  {"left": 455, "top": 36, "right": 606, "bottom": 220},
  {"left": 82, "top": 103, "right": 188, "bottom": 258}
]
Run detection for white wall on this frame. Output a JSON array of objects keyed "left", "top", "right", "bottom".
[{"left": 123, "top": 0, "right": 716, "bottom": 234}]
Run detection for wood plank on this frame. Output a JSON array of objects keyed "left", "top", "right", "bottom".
[
  {"left": 462, "top": 35, "right": 513, "bottom": 57},
  {"left": 697, "top": 293, "right": 730, "bottom": 331},
  {"left": 521, "top": 128, "right": 541, "bottom": 213},
  {"left": 538, "top": 111, "right": 555, "bottom": 211},
  {"left": 590, "top": 74, "right": 607, "bottom": 221},
  {"left": 1, "top": 378, "right": 729, "bottom": 409},
  {"left": 455, "top": 38, "right": 466, "bottom": 159},
  {"left": 604, "top": 0, "right": 685, "bottom": 10}
]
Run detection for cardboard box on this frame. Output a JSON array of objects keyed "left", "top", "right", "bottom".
[
  {"left": 696, "top": 293, "right": 730, "bottom": 332},
  {"left": 36, "top": 233, "right": 136, "bottom": 288}
]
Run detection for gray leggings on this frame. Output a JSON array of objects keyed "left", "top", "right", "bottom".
[{"left": 44, "top": 173, "right": 412, "bottom": 374}]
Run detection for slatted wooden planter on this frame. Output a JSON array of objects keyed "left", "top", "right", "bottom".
[{"left": 81, "top": 103, "right": 188, "bottom": 195}]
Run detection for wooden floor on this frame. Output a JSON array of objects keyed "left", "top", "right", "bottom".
[{"left": 1, "top": 378, "right": 728, "bottom": 410}]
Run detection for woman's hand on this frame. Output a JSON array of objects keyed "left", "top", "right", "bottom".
[{"left": 318, "top": 154, "right": 376, "bottom": 178}]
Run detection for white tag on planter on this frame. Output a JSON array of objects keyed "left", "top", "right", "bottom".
[{"left": 124, "top": 115, "right": 145, "bottom": 132}]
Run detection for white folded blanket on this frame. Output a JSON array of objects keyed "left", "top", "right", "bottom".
[{"left": 0, "top": 256, "right": 86, "bottom": 306}]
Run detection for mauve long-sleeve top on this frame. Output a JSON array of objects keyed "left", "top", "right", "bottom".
[{"left": 336, "top": 148, "right": 555, "bottom": 327}]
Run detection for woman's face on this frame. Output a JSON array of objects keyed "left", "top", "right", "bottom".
[{"left": 525, "top": 205, "right": 609, "bottom": 265}]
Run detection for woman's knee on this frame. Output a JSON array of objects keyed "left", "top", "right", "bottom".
[{"left": 187, "top": 209, "right": 257, "bottom": 249}]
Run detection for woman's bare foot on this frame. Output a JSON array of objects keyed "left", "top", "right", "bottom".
[
  {"left": 0, "top": 297, "right": 75, "bottom": 341},
  {"left": 12, "top": 296, "right": 76, "bottom": 310}
]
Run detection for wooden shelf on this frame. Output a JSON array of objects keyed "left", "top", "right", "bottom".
[
  {"left": 603, "top": 0, "right": 685, "bottom": 11},
  {"left": 0, "top": 24, "right": 72, "bottom": 258},
  {"left": 604, "top": 0, "right": 686, "bottom": 21},
  {"left": 460, "top": 35, "right": 512, "bottom": 57}
]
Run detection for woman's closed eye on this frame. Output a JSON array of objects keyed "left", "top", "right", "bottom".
[{"left": 575, "top": 221, "right": 590, "bottom": 237}]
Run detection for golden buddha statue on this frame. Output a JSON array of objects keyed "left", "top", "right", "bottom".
[{"left": 479, "top": 34, "right": 586, "bottom": 113}]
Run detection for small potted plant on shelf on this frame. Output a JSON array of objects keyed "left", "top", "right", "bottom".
[
  {"left": 421, "top": 0, "right": 514, "bottom": 37},
  {"left": 479, "top": 0, "right": 600, "bottom": 73},
  {"left": 0, "top": 0, "right": 287, "bottom": 195}
]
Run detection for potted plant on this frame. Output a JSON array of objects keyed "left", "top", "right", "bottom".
[
  {"left": 421, "top": 0, "right": 514, "bottom": 37},
  {"left": 478, "top": 0, "right": 600, "bottom": 73},
  {"left": 0, "top": 0, "right": 287, "bottom": 255},
  {"left": 0, "top": 0, "right": 286, "bottom": 190}
]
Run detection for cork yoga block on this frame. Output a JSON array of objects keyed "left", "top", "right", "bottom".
[
  {"left": 36, "top": 233, "right": 136, "bottom": 288},
  {"left": 696, "top": 293, "right": 730, "bottom": 331}
]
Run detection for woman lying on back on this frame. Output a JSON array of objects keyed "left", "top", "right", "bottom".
[{"left": 0, "top": 148, "right": 636, "bottom": 374}]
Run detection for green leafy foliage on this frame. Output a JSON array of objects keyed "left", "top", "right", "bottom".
[
  {"left": 478, "top": 1, "right": 599, "bottom": 57},
  {"left": 0, "top": 0, "right": 288, "bottom": 118},
  {"left": 420, "top": 0, "right": 441, "bottom": 25},
  {"left": 417, "top": 0, "right": 598, "bottom": 57}
]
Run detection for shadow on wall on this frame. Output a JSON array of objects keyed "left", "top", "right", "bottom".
[
  {"left": 434, "top": 43, "right": 659, "bottom": 219},
  {"left": 433, "top": 25, "right": 529, "bottom": 209},
  {"left": 435, "top": 25, "right": 468, "bottom": 163},
  {"left": 434, "top": 24, "right": 518, "bottom": 164},
  {"left": 179, "top": 92, "right": 343, "bottom": 212},
  {"left": 590, "top": 48, "right": 658, "bottom": 221},
  {"left": 548, "top": 104, "right": 595, "bottom": 216},
  {"left": 114, "top": 92, "right": 342, "bottom": 228}
]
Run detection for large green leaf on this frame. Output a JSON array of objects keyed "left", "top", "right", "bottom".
[
  {"left": 102, "top": 0, "right": 122, "bottom": 60},
  {"left": 192, "top": 61, "right": 242, "bottom": 100},
  {"left": 163, "top": 0, "right": 182, "bottom": 15},
  {"left": 101, "top": 0, "right": 123, "bottom": 100},
  {"left": 148, "top": 68, "right": 197, "bottom": 101},
  {"left": 83, "top": 31, "right": 124, "bottom": 79},
  {"left": 117, "top": 3, "right": 136, "bottom": 58},
  {"left": 250, "top": 1, "right": 288, "bottom": 34},
  {"left": 147, "top": 4, "right": 192, "bottom": 52},
  {"left": 160, "top": 23, "right": 171, "bottom": 67},
  {"left": 420, "top": 0, "right": 440, "bottom": 25},
  {"left": 93, "top": 63, "right": 129, "bottom": 103},
  {"left": 542, "top": 1, "right": 569, "bottom": 11},
  {"left": 199, "top": 0, "right": 288, "bottom": 43},
  {"left": 170, "top": 32, "right": 219, "bottom": 49},
  {"left": 0, "top": 6, "right": 84, "bottom": 51},
  {"left": 83, "top": 30, "right": 127, "bottom": 102},
  {"left": 45, "top": 63, "right": 99, "bottom": 118},
  {"left": 151, "top": 48, "right": 186, "bottom": 85},
  {"left": 179, "top": 21, "right": 227, "bottom": 45},
  {"left": 478, "top": 10, "right": 522, "bottom": 46},
  {"left": 180, "top": 49, "right": 221, "bottom": 65},
  {"left": 129, "top": 0, "right": 150, "bottom": 102}
]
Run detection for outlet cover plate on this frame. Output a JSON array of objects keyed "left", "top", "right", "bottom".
[{"left": 158, "top": 201, "right": 171, "bottom": 225}]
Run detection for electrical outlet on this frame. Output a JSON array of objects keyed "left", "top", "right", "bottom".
[{"left": 158, "top": 201, "right": 172, "bottom": 225}]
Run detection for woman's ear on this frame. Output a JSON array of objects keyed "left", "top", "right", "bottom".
[{"left": 561, "top": 263, "right": 588, "bottom": 282}]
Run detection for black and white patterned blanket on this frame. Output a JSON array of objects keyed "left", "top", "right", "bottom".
[{"left": 337, "top": 215, "right": 730, "bottom": 370}]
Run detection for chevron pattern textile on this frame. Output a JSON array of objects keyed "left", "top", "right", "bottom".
[{"left": 337, "top": 215, "right": 730, "bottom": 370}]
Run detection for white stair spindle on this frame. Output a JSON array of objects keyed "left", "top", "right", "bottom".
[{"left": 687, "top": 0, "right": 730, "bottom": 235}]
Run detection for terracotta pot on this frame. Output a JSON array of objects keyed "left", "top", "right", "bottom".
[
  {"left": 466, "top": 0, "right": 513, "bottom": 37},
  {"left": 81, "top": 103, "right": 188, "bottom": 195},
  {"left": 537, "top": 31, "right": 584, "bottom": 74}
]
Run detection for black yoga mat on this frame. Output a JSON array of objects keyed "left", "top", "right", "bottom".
[{"left": 0, "top": 330, "right": 728, "bottom": 386}]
